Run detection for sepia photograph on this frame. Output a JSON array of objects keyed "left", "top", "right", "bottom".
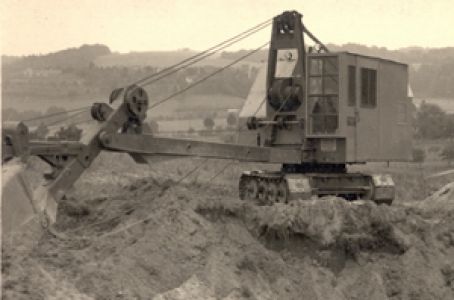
[{"left": 1, "top": 0, "right": 454, "bottom": 299}]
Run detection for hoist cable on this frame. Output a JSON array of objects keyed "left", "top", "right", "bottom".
[
  {"left": 137, "top": 22, "right": 271, "bottom": 88},
  {"left": 147, "top": 41, "right": 270, "bottom": 111},
  {"left": 132, "top": 18, "right": 272, "bottom": 87},
  {"left": 22, "top": 106, "right": 90, "bottom": 123},
  {"left": 45, "top": 109, "right": 90, "bottom": 127},
  {"left": 20, "top": 17, "right": 271, "bottom": 128}
]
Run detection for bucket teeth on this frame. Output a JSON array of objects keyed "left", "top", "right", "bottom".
[{"left": 33, "top": 185, "right": 58, "bottom": 226}]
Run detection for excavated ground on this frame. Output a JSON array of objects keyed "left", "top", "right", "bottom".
[{"left": 2, "top": 155, "right": 454, "bottom": 299}]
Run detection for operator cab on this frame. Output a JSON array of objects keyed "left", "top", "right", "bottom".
[
  {"left": 239, "top": 51, "right": 412, "bottom": 164},
  {"left": 307, "top": 54, "right": 339, "bottom": 135},
  {"left": 306, "top": 51, "right": 412, "bottom": 163}
]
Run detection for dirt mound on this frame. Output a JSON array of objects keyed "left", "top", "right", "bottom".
[
  {"left": 2, "top": 174, "right": 454, "bottom": 299},
  {"left": 418, "top": 181, "right": 454, "bottom": 213}
]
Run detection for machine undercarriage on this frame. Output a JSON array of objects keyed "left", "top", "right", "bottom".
[{"left": 239, "top": 165, "right": 395, "bottom": 205}]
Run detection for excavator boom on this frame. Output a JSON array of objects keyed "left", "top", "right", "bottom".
[{"left": 2, "top": 84, "right": 302, "bottom": 234}]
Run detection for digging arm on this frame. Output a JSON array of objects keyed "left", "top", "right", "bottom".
[{"left": 2, "top": 85, "right": 301, "bottom": 229}]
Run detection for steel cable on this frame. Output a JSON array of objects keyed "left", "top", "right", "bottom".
[
  {"left": 137, "top": 22, "right": 271, "bottom": 88},
  {"left": 132, "top": 18, "right": 272, "bottom": 87},
  {"left": 22, "top": 106, "right": 91, "bottom": 124},
  {"left": 19, "top": 18, "right": 271, "bottom": 125},
  {"left": 147, "top": 41, "right": 270, "bottom": 111},
  {"left": 205, "top": 160, "right": 237, "bottom": 183},
  {"left": 43, "top": 108, "right": 91, "bottom": 127}
]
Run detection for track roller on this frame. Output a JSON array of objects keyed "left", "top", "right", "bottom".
[
  {"left": 239, "top": 171, "right": 395, "bottom": 205},
  {"left": 257, "top": 180, "right": 269, "bottom": 205},
  {"left": 239, "top": 174, "right": 259, "bottom": 201},
  {"left": 276, "top": 180, "right": 289, "bottom": 203},
  {"left": 239, "top": 172, "right": 289, "bottom": 204},
  {"left": 267, "top": 181, "right": 279, "bottom": 203}
]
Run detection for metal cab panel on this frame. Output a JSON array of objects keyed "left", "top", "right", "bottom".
[
  {"left": 339, "top": 52, "right": 412, "bottom": 162},
  {"left": 306, "top": 52, "right": 413, "bottom": 163}
]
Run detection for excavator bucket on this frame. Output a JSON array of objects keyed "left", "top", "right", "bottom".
[
  {"left": 2, "top": 159, "right": 40, "bottom": 238},
  {"left": 2, "top": 159, "right": 35, "bottom": 234},
  {"left": 2, "top": 122, "right": 57, "bottom": 243}
]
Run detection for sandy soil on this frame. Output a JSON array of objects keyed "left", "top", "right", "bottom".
[{"left": 2, "top": 155, "right": 454, "bottom": 299}]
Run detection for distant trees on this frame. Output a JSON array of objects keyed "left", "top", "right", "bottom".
[
  {"left": 203, "top": 117, "right": 215, "bottom": 131},
  {"left": 30, "top": 123, "right": 49, "bottom": 139},
  {"left": 9, "top": 44, "right": 111, "bottom": 70},
  {"left": 411, "top": 62, "right": 454, "bottom": 99},
  {"left": 226, "top": 113, "right": 238, "bottom": 128},
  {"left": 3, "top": 48, "right": 257, "bottom": 102},
  {"left": 441, "top": 143, "right": 454, "bottom": 165},
  {"left": 4, "top": 44, "right": 454, "bottom": 102},
  {"left": 412, "top": 148, "right": 426, "bottom": 163},
  {"left": 415, "top": 102, "right": 454, "bottom": 139},
  {"left": 54, "top": 124, "right": 82, "bottom": 141}
]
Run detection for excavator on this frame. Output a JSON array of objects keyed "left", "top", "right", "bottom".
[{"left": 2, "top": 11, "right": 413, "bottom": 236}]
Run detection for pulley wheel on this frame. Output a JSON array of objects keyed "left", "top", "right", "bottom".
[{"left": 124, "top": 85, "right": 149, "bottom": 121}]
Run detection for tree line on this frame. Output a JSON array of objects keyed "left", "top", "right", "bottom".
[
  {"left": 415, "top": 102, "right": 454, "bottom": 139},
  {"left": 3, "top": 64, "right": 257, "bottom": 102},
  {"left": 413, "top": 102, "right": 454, "bottom": 163},
  {"left": 4, "top": 43, "right": 454, "bottom": 99}
]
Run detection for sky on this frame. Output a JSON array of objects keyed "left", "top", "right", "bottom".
[{"left": 1, "top": 0, "right": 453, "bottom": 56}]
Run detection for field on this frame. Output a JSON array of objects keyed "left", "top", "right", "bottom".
[{"left": 2, "top": 153, "right": 454, "bottom": 299}]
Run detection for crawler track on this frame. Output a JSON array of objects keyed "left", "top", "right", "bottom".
[{"left": 239, "top": 171, "right": 394, "bottom": 205}]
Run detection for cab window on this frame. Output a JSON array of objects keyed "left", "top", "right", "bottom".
[
  {"left": 361, "top": 68, "right": 377, "bottom": 107},
  {"left": 308, "top": 56, "right": 339, "bottom": 134},
  {"left": 348, "top": 65, "right": 356, "bottom": 106}
]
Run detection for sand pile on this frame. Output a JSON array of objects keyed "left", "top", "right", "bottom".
[
  {"left": 418, "top": 181, "right": 454, "bottom": 213},
  {"left": 2, "top": 175, "right": 454, "bottom": 299}
]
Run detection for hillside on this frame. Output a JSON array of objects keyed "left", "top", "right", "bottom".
[
  {"left": 2, "top": 56, "right": 21, "bottom": 65},
  {"left": 95, "top": 50, "right": 260, "bottom": 68},
  {"left": 1, "top": 45, "right": 257, "bottom": 117},
  {"left": 5, "top": 44, "right": 111, "bottom": 70},
  {"left": 2, "top": 43, "right": 454, "bottom": 118}
]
